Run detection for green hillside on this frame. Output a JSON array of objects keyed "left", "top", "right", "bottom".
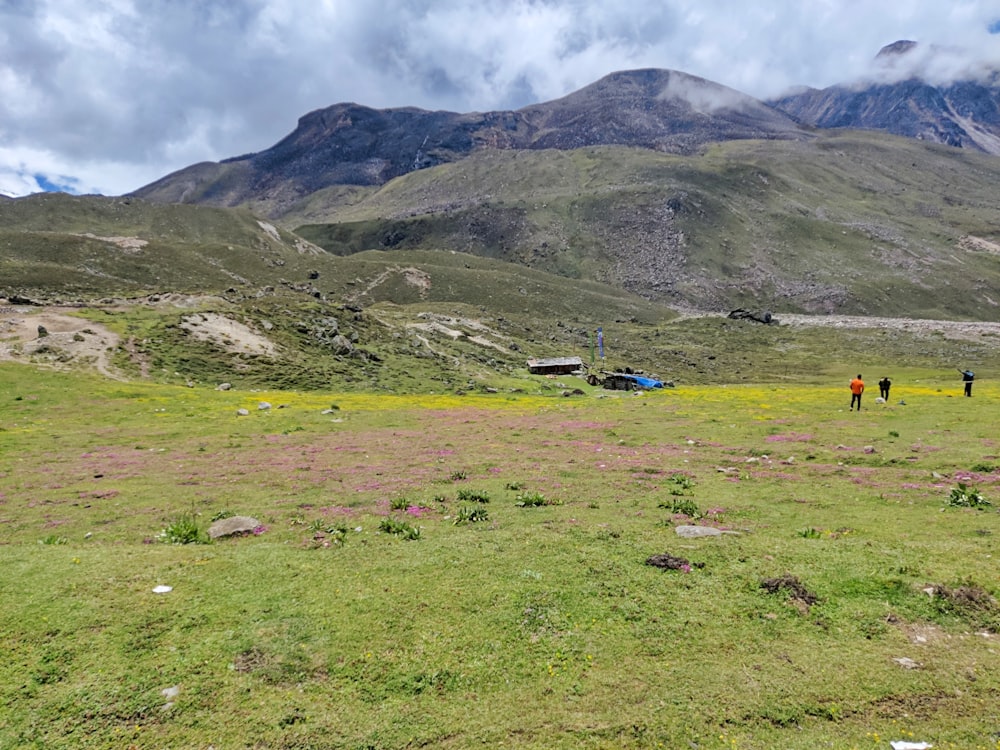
[
  {"left": 4, "top": 144, "right": 1000, "bottom": 394},
  {"left": 291, "top": 132, "right": 1000, "bottom": 320}
]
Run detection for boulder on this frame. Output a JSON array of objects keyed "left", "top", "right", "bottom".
[{"left": 208, "top": 515, "right": 261, "bottom": 539}]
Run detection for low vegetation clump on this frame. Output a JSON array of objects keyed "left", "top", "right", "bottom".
[
  {"left": 378, "top": 516, "right": 421, "bottom": 540},
  {"left": 513, "top": 491, "right": 558, "bottom": 507},
  {"left": 454, "top": 505, "right": 490, "bottom": 524},
  {"left": 159, "top": 512, "right": 206, "bottom": 544},
  {"left": 456, "top": 488, "right": 490, "bottom": 503},
  {"left": 659, "top": 496, "right": 701, "bottom": 518},
  {"left": 947, "top": 483, "right": 991, "bottom": 508}
]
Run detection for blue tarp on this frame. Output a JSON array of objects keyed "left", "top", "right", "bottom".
[{"left": 621, "top": 374, "right": 663, "bottom": 389}]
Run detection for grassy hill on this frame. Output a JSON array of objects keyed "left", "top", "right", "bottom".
[
  {"left": 290, "top": 132, "right": 1000, "bottom": 320},
  {"left": 5, "top": 190, "right": 1000, "bottom": 393}
]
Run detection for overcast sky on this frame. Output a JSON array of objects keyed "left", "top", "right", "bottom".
[{"left": 1, "top": 0, "right": 998, "bottom": 198}]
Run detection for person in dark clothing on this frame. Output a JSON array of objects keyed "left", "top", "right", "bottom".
[
  {"left": 878, "top": 377, "right": 891, "bottom": 400},
  {"left": 959, "top": 369, "right": 974, "bottom": 397}
]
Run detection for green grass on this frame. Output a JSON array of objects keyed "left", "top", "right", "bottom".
[{"left": 2, "top": 363, "right": 1000, "bottom": 748}]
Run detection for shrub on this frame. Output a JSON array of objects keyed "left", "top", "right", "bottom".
[
  {"left": 449, "top": 470, "right": 468, "bottom": 481},
  {"left": 38, "top": 534, "right": 68, "bottom": 545}
]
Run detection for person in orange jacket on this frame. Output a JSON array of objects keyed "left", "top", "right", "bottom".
[{"left": 849, "top": 374, "right": 865, "bottom": 411}]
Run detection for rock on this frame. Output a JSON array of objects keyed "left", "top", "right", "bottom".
[
  {"left": 675, "top": 525, "right": 723, "bottom": 538},
  {"left": 863, "top": 445, "right": 876, "bottom": 454},
  {"left": 217, "top": 382, "right": 232, "bottom": 391},
  {"left": 236, "top": 408, "right": 249, "bottom": 416},
  {"left": 258, "top": 401, "right": 271, "bottom": 410},
  {"left": 893, "top": 657, "right": 921, "bottom": 669},
  {"left": 208, "top": 515, "right": 261, "bottom": 539},
  {"left": 331, "top": 334, "right": 354, "bottom": 355}
]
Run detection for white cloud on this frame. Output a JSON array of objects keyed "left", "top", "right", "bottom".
[{"left": 0, "top": 0, "right": 998, "bottom": 196}]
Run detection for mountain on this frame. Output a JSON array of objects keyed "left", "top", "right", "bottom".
[
  {"left": 132, "top": 69, "right": 809, "bottom": 215},
  {"left": 769, "top": 41, "right": 1000, "bottom": 154},
  {"left": 288, "top": 132, "right": 1000, "bottom": 320},
  {"left": 32, "top": 61, "right": 1000, "bottom": 323}
]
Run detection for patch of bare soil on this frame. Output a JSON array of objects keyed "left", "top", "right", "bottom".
[
  {"left": 0, "top": 305, "right": 122, "bottom": 378},
  {"left": 645, "top": 552, "right": 705, "bottom": 571},
  {"left": 179, "top": 312, "right": 280, "bottom": 357},
  {"left": 760, "top": 574, "right": 820, "bottom": 608}
]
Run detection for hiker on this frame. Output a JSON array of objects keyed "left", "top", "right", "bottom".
[
  {"left": 849, "top": 374, "right": 865, "bottom": 411},
  {"left": 959, "top": 368, "right": 974, "bottom": 397},
  {"left": 878, "top": 377, "right": 891, "bottom": 400}
]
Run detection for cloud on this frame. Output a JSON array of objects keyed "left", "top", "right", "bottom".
[{"left": 1, "top": 0, "right": 998, "bottom": 197}]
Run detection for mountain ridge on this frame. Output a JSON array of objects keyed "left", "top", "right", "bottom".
[
  {"left": 132, "top": 68, "right": 810, "bottom": 213},
  {"left": 770, "top": 40, "right": 1000, "bottom": 154}
]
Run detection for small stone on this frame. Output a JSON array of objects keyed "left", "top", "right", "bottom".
[
  {"left": 236, "top": 408, "right": 249, "bottom": 416},
  {"left": 258, "top": 401, "right": 271, "bottom": 410},
  {"left": 217, "top": 382, "right": 232, "bottom": 391}
]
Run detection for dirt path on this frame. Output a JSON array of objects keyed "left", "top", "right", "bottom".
[
  {"left": 776, "top": 313, "right": 1000, "bottom": 341},
  {"left": 672, "top": 308, "right": 1000, "bottom": 342}
]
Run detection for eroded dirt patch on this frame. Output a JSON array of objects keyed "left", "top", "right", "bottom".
[
  {"left": 0, "top": 306, "right": 121, "bottom": 377},
  {"left": 179, "top": 313, "right": 280, "bottom": 357}
]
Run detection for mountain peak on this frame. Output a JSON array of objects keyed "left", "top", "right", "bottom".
[
  {"left": 876, "top": 39, "right": 919, "bottom": 59},
  {"left": 133, "top": 67, "right": 808, "bottom": 211}
]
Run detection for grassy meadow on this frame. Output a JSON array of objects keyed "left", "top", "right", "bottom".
[{"left": 2, "top": 363, "right": 999, "bottom": 749}]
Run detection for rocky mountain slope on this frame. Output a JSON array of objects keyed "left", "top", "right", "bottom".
[
  {"left": 770, "top": 40, "right": 1000, "bottom": 154},
  {"left": 132, "top": 69, "right": 810, "bottom": 214}
]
